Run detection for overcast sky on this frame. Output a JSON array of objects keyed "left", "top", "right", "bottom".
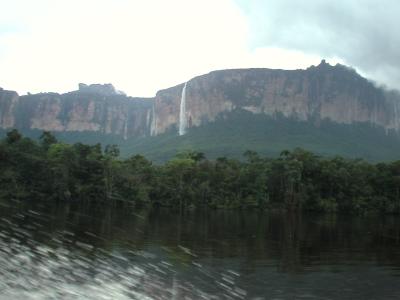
[{"left": 0, "top": 0, "right": 398, "bottom": 96}]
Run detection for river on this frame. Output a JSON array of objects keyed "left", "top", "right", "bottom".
[{"left": 0, "top": 201, "right": 399, "bottom": 299}]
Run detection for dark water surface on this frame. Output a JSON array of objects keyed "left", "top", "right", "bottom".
[{"left": 0, "top": 202, "right": 400, "bottom": 299}]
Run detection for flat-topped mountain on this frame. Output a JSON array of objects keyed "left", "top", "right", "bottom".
[
  {"left": 0, "top": 84, "right": 153, "bottom": 139},
  {"left": 1, "top": 61, "right": 400, "bottom": 161},
  {"left": 154, "top": 60, "right": 400, "bottom": 135}
]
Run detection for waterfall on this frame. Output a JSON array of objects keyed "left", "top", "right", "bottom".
[
  {"left": 395, "top": 100, "right": 399, "bottom": 131},
  {"left": 150, "top": 104, "right": 156, "bottom": 136},
  {"left": 123, "top": 116, "right": 128, "bottom": 140},
  {"left": 179, "top": 82, "right": 188, "bottom": 136},
  {"left": 124, "top": 119, "right": 128, "bottom": 140}
]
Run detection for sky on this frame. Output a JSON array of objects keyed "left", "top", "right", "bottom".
[{"left": 0, "top": 0, "right": 398, "bottom": 96}]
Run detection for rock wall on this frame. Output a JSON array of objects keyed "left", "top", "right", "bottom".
[
  {"left": 0, "top": 86, "right": 153, "bottom": 139},
  {"left": 0, "top": 88, "right": 18, "bottom": 128},
  {"left": 153, "top": 61, "right": 400, "bottom": 135},
  {"left": 1, "top": 61, "right": 400, "bottom": 139}
]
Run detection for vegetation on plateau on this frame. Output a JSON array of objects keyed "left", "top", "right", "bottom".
[{"left": 1, "top": 129, "right": 400, "bottom": 214}]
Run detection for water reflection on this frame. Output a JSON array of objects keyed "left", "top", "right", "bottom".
[{"left": 0, "top": 201, "right": 399, "bottom": 299}]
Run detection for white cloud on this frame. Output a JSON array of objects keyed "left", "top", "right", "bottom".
[{"left": 0, "top": 0, "right": 331, "bottom": 96}]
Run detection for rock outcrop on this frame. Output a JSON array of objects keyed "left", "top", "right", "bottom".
[{"left": 78, "top": 83, "right": 125, "bottom": 96}]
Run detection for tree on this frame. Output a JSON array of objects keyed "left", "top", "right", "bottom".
[
  {"left": 48, "top": 143, "right": 77, "bottom": 200},
  {"left": 40, "top": 131, "right": 58, "bottom": 150},
  {"left": 6, "top": 129, "right": 22, "bottom": 144},
  {"left": 104, "top": 144, "right": 121, "bottom": 204},
  {"left": 176, "top": 150, "right": 205, "bottom": 162}
]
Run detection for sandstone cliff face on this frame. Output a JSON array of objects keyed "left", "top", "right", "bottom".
[
  {"left": 0, "top": 86, "right": 153, "bottom": 139},
  {"left": 0, "top": 88, "right": 18, "bottom": 128},
  {"left": 1, "top": 62, "right": 400, "bottom": 139},
  {"left": 153, "top": 61, "right": 400, "bottom": 135}
]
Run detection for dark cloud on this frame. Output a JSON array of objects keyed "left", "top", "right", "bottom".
[{"left": 236, "top": 0, "right": 400, "bottom": 89}]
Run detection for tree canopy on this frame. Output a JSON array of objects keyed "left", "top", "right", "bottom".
[{"left": 0, "top": 130, "right": 400, "bottom": 214}]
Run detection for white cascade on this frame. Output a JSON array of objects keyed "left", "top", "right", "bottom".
[
  {"left": 395, "top": 100, "right": 399, "bottom": 131},
  {"left": 179, "top": 82, "right": 188, "bottom": 136},
  {"left": 123, "top": 116, "right": 128, "bottom": 140},
  {"left": 150, "top": 105, "right": 157, "bottom": 136}
]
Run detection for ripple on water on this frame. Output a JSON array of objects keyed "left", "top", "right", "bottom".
[{"left": 0, "top": 206, "right": 400, "bottom": 299}]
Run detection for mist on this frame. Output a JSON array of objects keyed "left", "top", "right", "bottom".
[{"left": 236, "top": 0, "right": 400, "bottom": 90}]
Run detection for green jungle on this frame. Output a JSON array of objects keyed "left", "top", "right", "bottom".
[
  {"left": 1, "top": 129, "right": 400, "bottom": 214},
  {"left": 5, "top": 110, "right": 400, "bottom": 163}
]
